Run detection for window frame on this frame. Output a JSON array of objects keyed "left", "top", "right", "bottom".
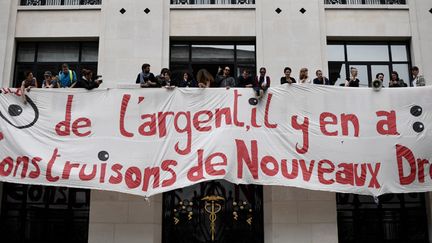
[
  {"left": 327, "top": 41, "right": 412, "bottom": 87},
  {"left": 170, "top": 40, "right": 257, "bottom": 81},
  {"left": 0, "top": 183, "right": 91, "bottom": 243},
  {"left": 336, "top": 193, "right": 429, "bottom": 243},
  {"left": 13, "top": 41, "right": 99, "bottom": 88}
]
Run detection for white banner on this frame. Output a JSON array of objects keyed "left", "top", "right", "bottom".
[{"left": 0, "top": 85, "right": 431, "bottom": 197}]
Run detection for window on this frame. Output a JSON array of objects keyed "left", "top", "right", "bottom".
[
  {"left": 171, "top": 0, "right": 255, "bottom": 5},
  {"left": 13, "top": 41, "right": 99, "bottom": 88},
  {"left": 162, "top": 180, "right": 264, "bottom": 243},
  {"left": 327, "top": 42, "right": 411, "bottom": 87},
  {"left": 170, "top": 41, "right": 256, "bottom": 85},
  {"left": 324, "top": 0, "right": 406, "bottom": 5},
  {"left": 0, "top": 183, "right": 90, "bottom": 243},
  {"left": 337, "top": 193, "right": 429, "bottom": 243},
  {"left": 20, "top": 0, "right": 102, "bottom": 6}
]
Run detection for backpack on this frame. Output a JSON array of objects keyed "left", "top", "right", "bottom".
[{"left": 59, "top": 70, "right": 74, "bottom": 87}]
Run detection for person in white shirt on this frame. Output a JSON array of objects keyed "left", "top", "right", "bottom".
[
  {"left": 298, "top": 68, "right": 311, "bottom": 84},
  {"left": 410, "top": 66, "right": 426, "bottom": 87}
]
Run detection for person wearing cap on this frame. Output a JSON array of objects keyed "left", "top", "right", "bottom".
[{"left": 42, "top": 71, "right": 60, "bottom": 88}]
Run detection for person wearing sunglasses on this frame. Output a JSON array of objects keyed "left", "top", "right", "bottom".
[
  {"left": 253, "top": 67, "right": 271, "bottom": 99},
  {"left": 216, "top": 66, "right": 236, "bottom": 88}
]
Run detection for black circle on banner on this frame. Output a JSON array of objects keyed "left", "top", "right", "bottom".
[
  {"left": 8, "top": 104, "right": 23, "bottom": 117},
  {"left": 410, "top": 105, "right": 423, "bottom": 117},
  {"left": 249, "top": 98, "right": 258, "bottom": 106},
  {"left": 98, "top": 151, "right": 110, "bottom": 161},
  {"left": 413, "top": 122, "right": 425, "bottom": 133}
]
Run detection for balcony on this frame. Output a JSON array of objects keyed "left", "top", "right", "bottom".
[
  {"left": 325, "top": 0, "right": 406, "bottom": 4},
  {"left": 20, "top": 0, "right": 102, "bottom": 6},
  {"left": 171, "top": 0, "right": 255, "bottom": 5}
]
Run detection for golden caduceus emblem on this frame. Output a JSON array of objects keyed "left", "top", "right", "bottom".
[{"left": 201, "top": 195, "right": 225, "bottom": 241}]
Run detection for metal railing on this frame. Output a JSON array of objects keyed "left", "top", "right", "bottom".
[
  {"left": 171, "top": 0, "right": 255, "bottom": 5},
  {"left": 325, "top": 0, "right": 406, "bottom": 4},
  {"left": 20, "top": 0, "right": 102, "bottom": 6}
]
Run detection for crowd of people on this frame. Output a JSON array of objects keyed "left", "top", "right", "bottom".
[
  {"left": 134, "top": 63, "right": 427, "bottom": 93},
  {"left": 20, "top": 63, "right": 102, "bottom": 102},
  {"left": 20, "top": 63, "right": 426, "bottom": 102}
]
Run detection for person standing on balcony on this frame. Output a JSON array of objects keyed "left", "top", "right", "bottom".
[
  {"left": 313, "top": 70, "right": 330, "bottom": 85},
  {"left": 196, "top": 69, "right": 213, "bottom": 88},
  {"left": 42, "top": 71, "right": 59, "bottom": 88},
  {"left": 253, "top": 67, "right": 270, "bottom": 99},
  {"left": 156, "top": 68, "right": 169, "bottom": 87},
  {"left": 345, "top": 67, "right": 360, "bottom": 87},
  {"left": 410, "top": 66, "right": 426, "bottom": 87},
  {"left": 71, "top": 69, "right": 102, "bottom": 90},
  {"left": 136, "top": 63, "right": 159, "bottom": 88},
  {"left": 179, "top": 72, "right": 198, "bottom": 87},
  {"left": 20, "top": 71, "right": 38, "bottom": 103},
  {"left": 162, "top": 70, "right": 175, "bottom": 89},
  {"left": 389, "top": 71, "right": 407, "bottom": 88},
  {"left": 216, "top": 66, "right": 236, "bottom": 88},
  {"left": 58, "top": 63, "right": 77, "bottom": 88},
  {"left": 298, "top": 68, "right": 311, "bottom": 84},
  {"left": 280, "top": 67, "right": 296, "bottom": 85},
  {"left": 237, "top": 69, "right": 254, "bottom": 88},
  {"left": 375, "top": 73, "right": 385, "bottom": 88}
]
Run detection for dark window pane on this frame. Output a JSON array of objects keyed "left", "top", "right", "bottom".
[
  {"left": 192, "top": 45, "right": 234, "bottom": 63},
  {"left": 236, "top": 64, "right": 256, "bottom": 78},
  {"left": 329, "top": 62, "right": 345, "bottom": 86},
  {"left": 81, "top": 42, "right": 99, "bottom": 62},
  {"left": 14, "top": 64, "right": 35, "bottom": 88},
  {"left": 168, "top": 63, "right": 190, "bottom": 86},
  {"left": 171, "top": 45, "right": 189, "bottom": 63},
  {"left": 17, "top": 43, "right": 36, "bottom": 62},
  {"left": 337, "top": 193, "right": 429, "bottom": 243},
  {"left": 237, "top": 45, "right": 255, "bottom": 62},
  {"left": 329, "top": 62, "right": 346, "bottom": 86},
  {"left": 37, "top": 42, "right": 80, "bottom": 62},
  {"left": 0, "top": 183, "right": 90, "bottom": 243},
  {"left": 33, "top": 63, "right": 62, "bottom": 84}
]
